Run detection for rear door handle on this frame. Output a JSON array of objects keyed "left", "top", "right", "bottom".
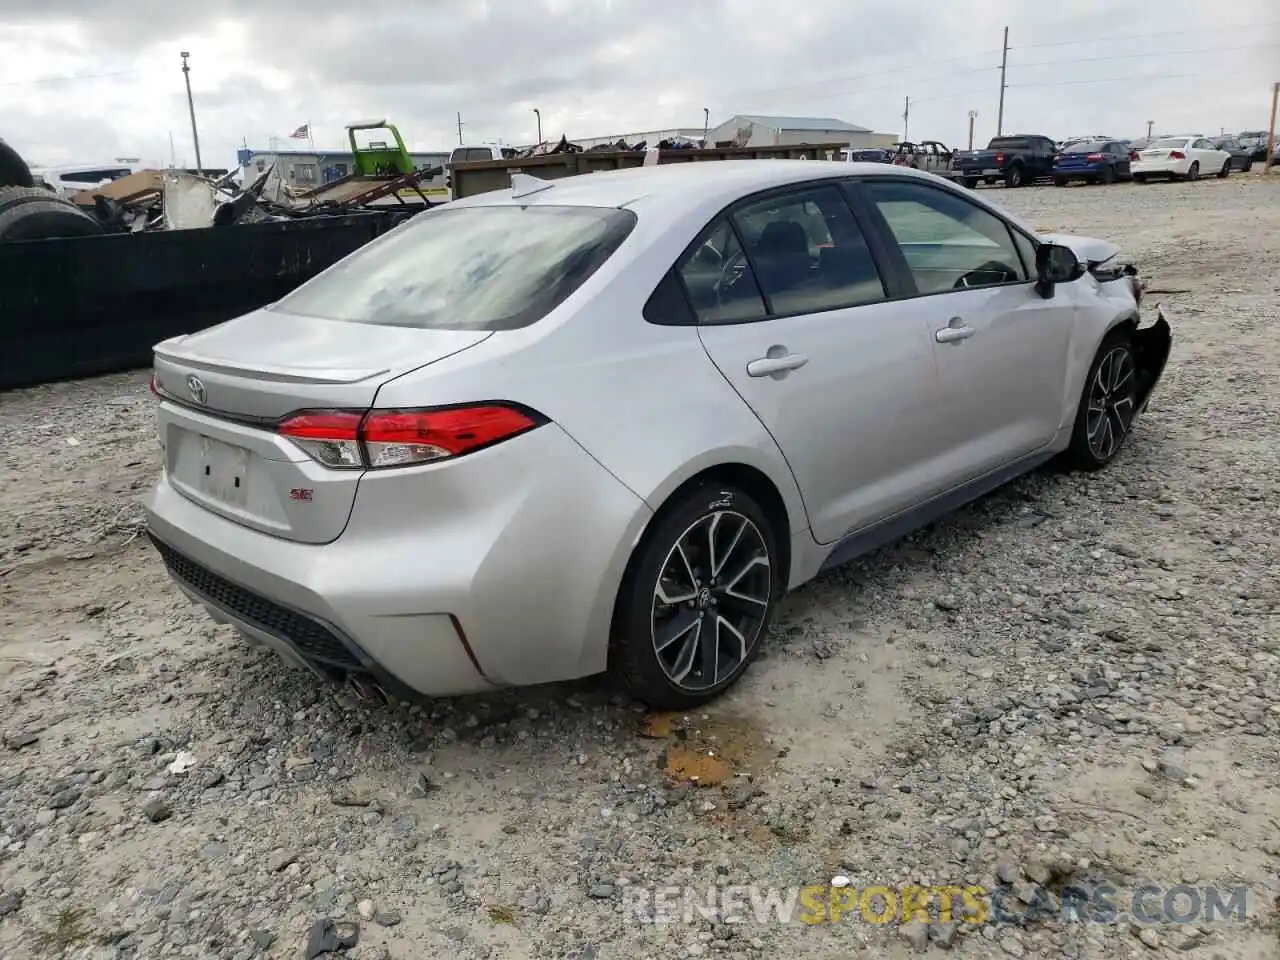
[
  {"left": 935, "top": 319, "right": 975, "bottom": 344},
  {"left": 747, "top": 353, "right": 808, "bottom": 377}
]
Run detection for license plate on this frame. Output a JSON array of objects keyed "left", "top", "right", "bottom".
[
  {"left": 198, "top": 436, "right": 250, "bottom": 508},
  {"left": 982, "top": 168, "right": 1000, "bottom": 175}
]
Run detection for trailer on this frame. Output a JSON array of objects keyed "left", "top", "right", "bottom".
[{"left": 447, "top": 142, "right": 847, "bottom": 199}]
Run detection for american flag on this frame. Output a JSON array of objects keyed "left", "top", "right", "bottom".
[{"left": 289, "top": 124, "right": 309, "bottom": 139}]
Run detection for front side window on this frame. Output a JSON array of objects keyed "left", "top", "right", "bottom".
[
  {"left": 731, "top": 186, "right": 886, "bottom": 315},
  {"left": 272, "top": 205, "right": 637, "bottom": 330},
  {"left": 863, "top": 180, "right": 1027, "bottom": 294}
]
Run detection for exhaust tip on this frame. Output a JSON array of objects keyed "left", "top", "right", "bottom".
[{"left": 346, "top": 674, "right": 390, "bottom": 706}]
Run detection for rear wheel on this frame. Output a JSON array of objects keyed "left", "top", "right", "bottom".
[
  {"left": 1099, "top": 164, "right": 1116, "bottom": 185},
  {"left": 1133, "top": 174, "right": 1147, "bottom": 184},
  {"left": 1004, "top": 165, "right": 1024, "bottom": 188},
  {"left": 962, "top": 177, "right": 979, "bottom": 189},
  {"left": 609, "top": 483, "right": 781, "bottom": 709},
  {"left": 1217, "top": 159, "right": 1231, "bottom": 178},
  {"left": 1185, "top": 161, "right": 1200, "bottom": 181},
  {"left": 1053, "top": 177, "right": 1068, "bottom": 187},
  {"left": 1064, "top": 331, "right": 1138, "bottom": 472}
]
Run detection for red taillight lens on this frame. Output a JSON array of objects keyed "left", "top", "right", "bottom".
[
  {"left": 361, "top": 405, "right": 540, "bottom": 467},
  {"left": 1169, "top": 150, "right": 1185, "bottom": 159},
  {"left": 1086, "top": 153, "right": 1104, "bottom": 161},
  {"left": 1054, "top": 154, "right": 1064, "bottom": 162},
  {"left": 277, "top": 404, "right": 542, "bottom": 470},
  {"left": 1129, "top": 151, "right": 1139, "bottom": 161},
  {"left": 994, "top": 153, "right": 1004, "bottom": 164},
  {"left": 149, "top": 373, "right": 159, "bottom": 395}
]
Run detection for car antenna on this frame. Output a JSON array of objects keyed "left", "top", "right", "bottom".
[{"left": 511, "top": 173, "right": 554, "bottom": 199}]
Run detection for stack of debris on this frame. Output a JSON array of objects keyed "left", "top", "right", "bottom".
[{"left": 70, "top": 165, "right": 291, "bottom": 233}]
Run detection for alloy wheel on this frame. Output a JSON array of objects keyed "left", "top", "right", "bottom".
[
  {"left": 1086, "top": 345, "right": 1136, "bottom": 461},
  {"left": 650, "top": 510, "right": 771, "bottom": 692}
]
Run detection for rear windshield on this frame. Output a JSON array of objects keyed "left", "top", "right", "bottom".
[
  {"left": 1064, "top": 142, "right": 1106, "bottom": 154},
  {"left": 270, "top": 205, "right": 637, "bottom": 330},
  {"left": 988, "top": 137, "right": 1029, "bottom": 149},
  {"left": 1152, "top": 138, "right": 1191, "bottom": 149}
]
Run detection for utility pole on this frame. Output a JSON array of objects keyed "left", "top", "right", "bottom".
[
  {"left": 456, "top": 112, "right": 464, "bottom": 145},
  {"left": 180, "top": 52, "right": 203, "bottom": 173},
  {"left": 903, "top": 96, "right": 910, "bottom": 141},
  {"left": 702, "top": 107, "right": 710, "bottom": 146},
  {"left": 1266, "top": 81, "right": 1278, "bottom": 174},
  {"left": 533, "top": 108, "right": 542, "bottom": 144},
  {"left": 968, "top": 110, "right": 977, "bottom": 150},
  {"left": 1146, "top": 119, "right": 1154, "bottom": 140},
  {"left": 996, "top": 27, "right": 1009, "bottom": 137}
]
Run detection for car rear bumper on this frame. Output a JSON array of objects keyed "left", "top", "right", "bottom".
[
  {"left": 1132, "top": 159, "right": 1190, "bottom": 176},
  {"left": 1053, "top": 163, "right": 1106, "bottom": 178},
  {"left": 146, "top": 423, "right": 653, "bottom": 699}
]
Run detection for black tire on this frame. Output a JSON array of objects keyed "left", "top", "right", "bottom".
[
  {"left": 1004, "top": 165, "right": 1024, "bottom": 188},
  {"left": 0, "top": 139, "right": 34, "bottom": 188},
  {"left": 1099, "top": 164, "right": 1116, "bottom": 185},
  {"left": 1133, "top": 174, "right": 1147, "bottom": 184},
  {"left": 1053, "top": 177, "right": 1068, "bottom": 187},
  {"left": 0, "top": 187, "right": 104, "bottom": 241},
  {"left": 1063, "top": 330, "right": 1138, "bottom": 472},
  {"left": 1216, "top": 159, "right": 1230, "bottom": 179},
  {"left": 983, "top": 177, "right": 997, "bottom": 186},
  {"left": 1242, "top": 160, "right": 1252, "bottom": 173},
  {"left": 609, "top": 482, "right": 782, "bottom": 709},
  {"left": 962, "top": 177, "right": 979, "bottom": 189},
  {"left": 1185, "top": 162, "right": 1200, "bottom": 181}
]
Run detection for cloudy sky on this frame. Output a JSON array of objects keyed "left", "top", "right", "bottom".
[{"left": 2, "top": 0, "right": 1277, "bottom": 169}]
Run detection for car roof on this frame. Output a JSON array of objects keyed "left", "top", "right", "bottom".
[
  {"left": 441, "top": 159, "right": 1046, "bottom": 246},
  {"left": 452, "top": 159, "right": 933, "bottom": 213}
]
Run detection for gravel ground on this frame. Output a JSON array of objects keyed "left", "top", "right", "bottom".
[{"left": 1, "top": 173, "right": 1278, "bottom": 960}]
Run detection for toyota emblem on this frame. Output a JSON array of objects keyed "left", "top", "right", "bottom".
[{"left": 186, "top": 375, "right": 206, "bottom": 405}]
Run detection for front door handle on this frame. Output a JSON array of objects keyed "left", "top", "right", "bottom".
[
  {"left": 747, "top": 353, "right": 808, "bottom": 377},
  {"left": 935, "top": 318, "right": 975, "bottom": 344}
]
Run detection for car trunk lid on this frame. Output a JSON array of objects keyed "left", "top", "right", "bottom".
[{"left": 152, "top": 308, "right": 492, "bottom": 543}]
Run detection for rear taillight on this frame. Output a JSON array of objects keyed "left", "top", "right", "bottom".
[
  {"left": 1169, "top": 150, "right": 1185, "bottom": 159},
  {"left": 1054, "top": 154, "right": 1064, "bottom": 162},
  {"left": 1086, "top": 153, "right": 1104, "bottom": 162},
  {"left": 149, "top": 373, "right": 159, "bottom": 395},
  {"left": 277, "top": 403, "right": 544, "bottom": 470},
  {"left": 1129, "top": 151, "right": 1139, "bottom": 161},
  {"left": 994, "top": 153, "right": 1004, "bottom": 164}
]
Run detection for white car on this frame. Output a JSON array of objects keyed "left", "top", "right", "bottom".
[{"left": 1132, "top": 136, "right": 1232, "bottom": 183}]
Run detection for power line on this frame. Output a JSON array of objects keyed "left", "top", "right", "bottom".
[
  {"left": 1010, "top": 41, "right": 1278, "bottom": 69},
  {"left": 0, "top": 68, "right": 138, "bottom": 88},
  {"left": 1009, "top": 66, "right": 1270, "bottom": 89},
  {"left": 1012, "top": 19, "right": 1280, "bottom": 51}
]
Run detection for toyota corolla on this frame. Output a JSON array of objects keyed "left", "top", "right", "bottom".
[{"left": 146, "top": 160, "right": 1171, "bottom": 709}]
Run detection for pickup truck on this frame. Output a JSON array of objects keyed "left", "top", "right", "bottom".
[{"left": 953, "top": 134, "right": 1057, "bottom": 188}]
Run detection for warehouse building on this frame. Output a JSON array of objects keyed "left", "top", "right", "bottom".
[{"left": 704, "top": 114, "right": 894, "bottom": 150}]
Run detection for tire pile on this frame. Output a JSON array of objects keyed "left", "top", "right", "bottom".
[{"left": 0, "top": 138, "right": 105, "bottom": 242}]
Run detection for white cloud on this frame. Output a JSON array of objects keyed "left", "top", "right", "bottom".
[{"left": 1, "top": 0, "right": 1276, "bottom": 168}]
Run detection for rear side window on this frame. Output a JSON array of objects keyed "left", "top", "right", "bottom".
[
  {"left": 676, "top": 218, "right": 768, "bottom": 324},
  {"left": 731, "top": 186, "right": 885, "bottom": 315},
  {"left": 270, "top": 205, "right": 637, "bottom": 330}
]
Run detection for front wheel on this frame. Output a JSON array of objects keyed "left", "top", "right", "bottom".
[
  {"left": 1063, "top": 332, "right": 1138, "bottom": 472},
  {"left": 609, "top": 484, "right": 781, "bottom": 709}
]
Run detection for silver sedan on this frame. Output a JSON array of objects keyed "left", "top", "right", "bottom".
[{"left": 145, "top": 160, "right": 1171, "bottom": 709}]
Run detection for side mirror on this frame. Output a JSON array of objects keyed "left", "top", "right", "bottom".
[{"left": 1035, "top": 242, "right": 1083, "bottom": 298}]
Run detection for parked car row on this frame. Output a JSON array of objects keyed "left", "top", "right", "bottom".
[{"left": 841, "top": 128, "right": 1272, "bottom": 191}]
